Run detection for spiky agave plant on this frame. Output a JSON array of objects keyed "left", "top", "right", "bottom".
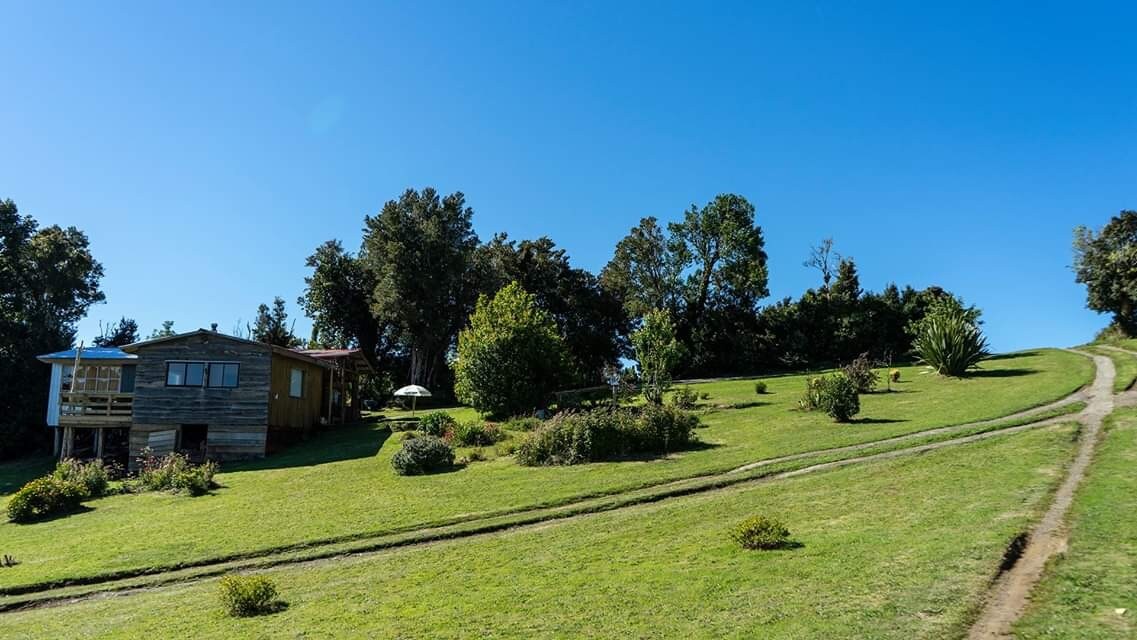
[{"left": 913, "top": 308, "right": 990, "bottom": 376}]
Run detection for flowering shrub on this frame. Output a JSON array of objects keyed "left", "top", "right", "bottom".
[
  {"left": 7, "top": 477, "right": 86, "bottom": 523},
  {"left": 131, "top": 450, "right": 217, "bottom": 496}
]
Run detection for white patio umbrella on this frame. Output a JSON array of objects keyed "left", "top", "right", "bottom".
[{"left": 394, "top": 385, "right": 432, "bottom": 416}]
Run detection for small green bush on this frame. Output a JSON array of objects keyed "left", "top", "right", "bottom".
[
  {"left": 418, "top": 411, "right": 457, "bottom": 438},
  {"left": 754, "top": 380, "right": 768, "bottom": 394},
  {"left": 132, "top": 451, "right": 217, "bottom": 496},
  {"left": 7, "top": 477, "right": 86, "bottom": 523},
  {"left": 51, "top": 459, "right": 112, "bottom": 499},
  {"left": 889, "top": 368, "right": 901, "bottom": 383},
  {"left": 451, "top": 421, "right": 505, "bottom": 447},
  {"left": 503, "top": 416, "right": 542, "bottom": 432},
  {"left": 841, "top": 352, "right": 879, "bottom": 393},
  {"left": 730, "top": 515, "right": 791, "bottom": 550},
  {"left": 218, "top": 574, "right": 279, "bottom": 617},
  {"left": 391, "top": 435, "right": 455, "bottom": 475},
  {"left": 816, "top": 373, "right": 860, "bottom": 422},
  {"left": 798, "top": 376, "right": 823, "bottom": 410},
  {"left": 670, "top": 386, "right": 698, "bottom": 410}
]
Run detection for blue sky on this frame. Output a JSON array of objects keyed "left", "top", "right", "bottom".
[{"left": 2, "top": 1, "right": 1134, "bottom": 352}]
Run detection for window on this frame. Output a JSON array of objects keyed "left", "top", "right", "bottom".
[
  {"left": 166, "top": 362, "right": 239, "bottom": 388},
  {"left": 208, "top": 363, "right": 239, "bottom": 388},
  {"left": 63, "top": 365, "right": 122, "bottom": 392},
  {"left": 289, "top": 368, "right": 304, "bottom": 398}
]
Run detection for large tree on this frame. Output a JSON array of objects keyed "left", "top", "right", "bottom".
[
  {"left": 362, "top": 188, "right": 481, "bottom": 388},
  {"left": 600, "top": 217, "right": 684, "bottom": 319},
  {"left": 477, "top": 234, "right": 627, "bottom": 384},
  {"left": 1074, "top": 211, "right": 1137, "bottom": 334},
  {"left": 0, "top": 198, "right": 104, "bottom": 457},
  {"left": 250, "top": 297, "right": 300, "bottom": 347}
]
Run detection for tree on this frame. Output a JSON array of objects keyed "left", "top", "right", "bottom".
[
  {"left": 804, "top": 238, "right": 839, "bottom": 293},
  {"left": 299, "top": 240, "right": 390, "bottom": 368},
  {"left": 0, "top": 198, "right": 104, "bottom": 457},
  {"left": 631, "top": 309, "right": 684, "bottom": 405},
  {"left": 147, "top": 320, "right": 176, "bottom": 339},
  {"left": 668, "top": 193, "right": 769, "bottom": 322},
  {"left": 92, "top": 317, "right": 139, "bottom": 347},
  {"left": 600, "top": 217, "right": 683, "bottom": 319},
  {"left": 453, "top": 282, "right": 569, "bottom": 418},
  {"left": 363, "top": 188, "right": 481, "bottom": 387},
  {"left": 477, "top": 234, "right": 627, "bottom": 384},
  {"left": 251, "top": 297, "right": 300, "bottom": 347},
  {"left": 1073, "top": 211, "right": 1137, "bottom": 335}
]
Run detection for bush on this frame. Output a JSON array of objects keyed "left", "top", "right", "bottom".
[
  {"left": 459, "top": 448, "right": 487, "bottom": 464},
  {"left": 798, "top": 376, "right": 823, "bottom": 411},
  {"left": 452, "top": 421, "right": 505, "bottom": 447},
  {"left": 503, "top": 416, "right": 541, "bottom": 432},
  {"left": 132, "top": 450, "right": 217, "bottom": 496},
  {"left": 816, "top": 373, "right": 860, "bottom": 422},
  {"left": 889, "top": 368, "right": 901, "bottom": 383},
  {"left": 7, "top": 477, "right": 86, "bottom": 523},
  {"left": 418, "top": 411, "right": 457, "bottom": 438},
  {"left": 913, "top": 307, "right": 990, "bottom": 376},
  {"left": 218, "top": 574, "right": 279, "bottom": 617},
  {"left": 454, "top": 282, "right": 570, "bottom": 418},
  {"left": 729, "top": 515, "right": 791, "bottom": 550},
  {"left": 841, "top": 352, "right": 879, "bottom": 393},
  {"left": 670, "top": 386, "right": 698, "bottom": 410},
  {"left": 51, "top": 459, "right": 112, "bottom": 499},
  {"left": 391, "top": 435, "right": 454, "bottom": 475},
  {"left": 754, "top": 380, "right": 768, "bottom": 394},
  {"left": 517, "top": 405, "right": 697, "bottom": 466}
]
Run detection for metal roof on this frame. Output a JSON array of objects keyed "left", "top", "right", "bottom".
[{"left": 37, "top": 346, "right": 138, "bottom": 362}]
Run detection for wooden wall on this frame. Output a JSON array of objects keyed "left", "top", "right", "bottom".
[
  {"left": 132, "top": 333, "right": 271, "bottom": 426},
  {"left": 268, "top": 354, "right": 325, "bottom": 430}
]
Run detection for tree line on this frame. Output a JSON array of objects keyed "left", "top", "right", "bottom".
[{"left": 300, "top": 187, "right": 977, "bottom": 397}]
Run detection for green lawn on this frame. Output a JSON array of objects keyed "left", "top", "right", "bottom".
[
  {"left": 1014, "top": 408, "right": 1137, "bottom": 639},
  {"left": 0, "top": 349, "right": 1091, "bottom": 592},
  {"left": 0, "top": 424, "right": 1079, "bottom": 639}
]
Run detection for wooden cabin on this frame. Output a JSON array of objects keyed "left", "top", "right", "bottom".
[{"left": 38, "top": 330, "right": 369, "bottom": 469}]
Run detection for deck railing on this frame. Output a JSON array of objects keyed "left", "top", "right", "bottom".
[{"left": 59, "top": 391, "right": 134, "bottom": 423}]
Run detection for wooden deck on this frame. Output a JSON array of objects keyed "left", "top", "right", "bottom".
[{"left": 59, "top": 391, "right": 134, "bottom": 424}]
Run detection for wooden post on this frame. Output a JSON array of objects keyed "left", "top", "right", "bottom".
[
  {"left": 339, "top": 364, "right": 346, "bottom": 424},
  {"left": 53, "top": 428, "right": 62, "bottom": 457},
  {"left": 326, "top": 369, "right": 334, "bottom": 425},
  {"left": 95, "top": 427, "right": 105, "bottom": 460}
]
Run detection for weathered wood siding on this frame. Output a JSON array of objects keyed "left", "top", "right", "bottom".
[
  {"left": 268, "top": 355, "right": 325, "bottom": 429},
  {"left": 128, "top": 333, "right": 272, "bottom": 465},
  {"left": 131, "top": 334, "right": 270, "bottom": 426}
]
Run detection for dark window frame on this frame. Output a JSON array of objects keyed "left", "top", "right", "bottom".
[{"left": 165, "top": 361, "right": 240, "bottom": 388}]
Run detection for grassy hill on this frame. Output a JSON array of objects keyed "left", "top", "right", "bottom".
[{"left": 0, "top": 350, "right": 1090, "bottom": 594}]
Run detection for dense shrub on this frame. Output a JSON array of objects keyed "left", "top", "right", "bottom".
[
  {"left": 454, "top": 282, "right": 570, "bottom": 418},
  {"left": 670, "top": 386, "right": 698, "bottom": 410},
  {"left": 452, "top": 421, "right": 505, "bottom": 447},
  {"left": 418, "top": 411, "right": 457, "bottom": 438},
  {"left": 517, "top": 405, "right": 697, "bottom": 466},
  {"left": 816, "top": 373, "right": 860, "bottom": 422},
  {"left": 7, "top": 477, "right": 86, "bottom": 523},
  {"left": 841, "top": 352, "right": 879, "bottom": 393},
  {"left": 913, "top": 307, "right": 990, "bottom": 376},
  {"left": 391, "top": 435, "right": 455, "bottom": 475},
  {"left": 132, "top": 451, "right": 217, "bottom": 496},
  {"left": 503, "top": 416, "right": 542, "bottom": 432},
  {"left": 218, "top": 574, "right": 279, "bottom": 617},
  {"left": 889, "top": 368, "right": 901, "bottom": 383},
  {"left": 51, "top": 459, "right": 112, "bottom": 499},
  {"left": 730, "top": 515, "right": 791, "bottom": 550},
  {"left": 754, "top": 380, "right": 768, "bottom": 394}
]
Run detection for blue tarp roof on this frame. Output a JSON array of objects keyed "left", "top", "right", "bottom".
[{"left": 37, "top": 346, "right": 137, "bottom": 361}]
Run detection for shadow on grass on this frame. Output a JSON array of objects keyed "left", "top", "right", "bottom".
[
  {"left": 984, "top": 351, "right": 1041, "bottom": 361},
  {"left": 11, "top": 504, "right": 94, "bottom": 525},
  {"left": 0, "top": 455, "right": 56, "bottom": 496},
  {"left": 233, "top": 601, "right": 290, "bottom": 618},
  {"left": 229, "top": 421, "right": 392, "bottom": 473},
  {"left": 848, "top": 417, "right": 908, "bottom": 425},
  {"left": 969, "top": 368, "right": 1039, "bottom": 378},
  {"left": 725, "top": 401, "right": 772, "bottom": 410}
]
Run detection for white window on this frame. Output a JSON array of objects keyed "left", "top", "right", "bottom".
[{"left": 289, "top": 368, "right": 304, "bottom": 398}]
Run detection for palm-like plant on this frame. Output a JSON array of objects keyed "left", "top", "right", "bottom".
[{"left": 913, "top": 308, "right": 990, "bottom": 376}]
